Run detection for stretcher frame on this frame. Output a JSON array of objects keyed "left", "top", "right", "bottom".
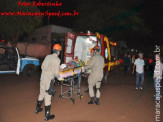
[{"left": 58, "top": 67, "right": 85, "bottom": 104}]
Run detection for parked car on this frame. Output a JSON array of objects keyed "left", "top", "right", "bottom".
[{"left": 0, "top": 44, "right": 40, "bottom": 77}]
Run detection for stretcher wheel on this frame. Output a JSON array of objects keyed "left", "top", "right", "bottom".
[
  {"left": 70, "top": 98, "right": 75, "bottom": 104},
  {"left": 72, "top": 99, "right": 75, "bottom": 104}
]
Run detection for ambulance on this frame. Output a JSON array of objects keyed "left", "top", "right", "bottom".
[{"left": 63, "top": 32, "right": 120, "bottom": 82}]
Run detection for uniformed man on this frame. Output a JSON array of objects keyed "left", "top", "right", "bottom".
[
  {"left": 84, "top": 46, "right": 105, "bottom": 105},
  {"left": 85, "top": 48, "right": 95, "bottom": 93},
  {"left": 35, "top": 44, "right": 63, "bottom": 121},
  {"left": 90, "top": 48, "right": 95, "bottom": 57}
]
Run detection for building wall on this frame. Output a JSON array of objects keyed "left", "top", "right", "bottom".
[
  {"left": 24, "top": 25, "right": 73, "bottom": 44},
  {"left": 18, "top": 43, "right": 51, "bottom": 58},
  {"left": 7, "top": 42, "right": 51, "bottom": 58},
  {"left": 24, "top": 25, "right": 52, "bottom": 44},
  {"left": 51, "top": 25, "right": 72, "bottom": 33},
  {"left": 4, "top": 25, "right": 73, "bottom": 58}
]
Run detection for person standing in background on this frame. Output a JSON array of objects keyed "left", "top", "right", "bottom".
[
  {"left": 132, "top": 55, "right": 136, "bottom": 64},
  {"left": 132, "top": 53, "right": 145, "bottom": 90},
  {"left": 131, "top": 55, "right": 136, "bottom": 72},
  {"left": 127, "top": 54, "right": 131, "bottom": 72},
  {"left": 123, "top": 54, "right": 131, "bottom": 76}
]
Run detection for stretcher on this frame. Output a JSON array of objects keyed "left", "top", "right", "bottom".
[{"left": 58, "top": 66, "right": 87, "bottom": 104}]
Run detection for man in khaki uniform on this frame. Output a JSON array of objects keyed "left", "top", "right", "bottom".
[
  {"left": 35, "top": 44, "right": 63, "bottom": 121},
  {"left": 85, "top": 46, "right": 105, "bottom": 105},
  {"left": 85, "top": 48, "right": 95, "bottom": 93}
]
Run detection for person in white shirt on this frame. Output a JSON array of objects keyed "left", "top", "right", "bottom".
[{"left": 132, "top": 53, "right": 145, "bottom": 90}]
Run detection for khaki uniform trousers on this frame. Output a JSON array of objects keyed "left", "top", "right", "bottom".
[
  {"left": 38, "top": 80, "right": 51, "bottom": 106},
  {"left": 88, "top": 78, "right": 101, "bottom": 98}
]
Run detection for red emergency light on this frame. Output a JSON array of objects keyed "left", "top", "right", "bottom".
[
  {"left": 1, "top": 40, "right": 6, "bottom": 42},
  {"left": 149, "top": 59, "right": 153, "bottom": 64},
  {"left": 119, "top": 59, "right": 124, "bottom": 64}
]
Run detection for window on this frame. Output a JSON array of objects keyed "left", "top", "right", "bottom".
[
  {"left": 66, "top": 38, "right": 73, "bottom": 54},
  {"left": 74, "top": 36, "right": 97, "bottom": 65}
]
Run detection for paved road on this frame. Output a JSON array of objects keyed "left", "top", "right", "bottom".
[{"left": 0, "top": 70, "right": 162, "bottom": 122}]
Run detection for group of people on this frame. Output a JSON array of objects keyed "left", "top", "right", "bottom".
[
  {"left": 123, "top": 53, "right": 145, "bottom": 89},
  {"left": 124, "top": 52, "right": 163, "bottom": 100},
  {"left": 34, "top": 43, "right": 162, "bottom": 121},
  {"left": 34, "top": 44, "right": 104, "bottom": 121}
]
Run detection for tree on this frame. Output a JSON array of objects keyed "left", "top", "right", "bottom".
[
  {"left": 0, "top": 0, "right": 42, "bottom": 47},
  {"left": 73, "top": 0, "right": 152, "bottom": 48}
]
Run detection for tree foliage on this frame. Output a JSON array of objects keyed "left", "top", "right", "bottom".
[
  {"left": 0, "top": 0, "right": 42, "bottom": 46},
  {"left": 73, "top": 0, "right": 152, "bottom": 47}
]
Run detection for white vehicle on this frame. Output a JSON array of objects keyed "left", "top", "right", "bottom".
[{"left": 0, "top": 43, "right": 40, "bottom": 77}]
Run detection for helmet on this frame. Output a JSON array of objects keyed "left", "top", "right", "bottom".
[
  {"left": 93, "top": 45, "right": 100, "bottom": 51},
  {"left": 53, "top": 44, "right": 62, "bottom": 51},
  {"left": 90, "top": 48, "right": 94, "bottom": 53}
]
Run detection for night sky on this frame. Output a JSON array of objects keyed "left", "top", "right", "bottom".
[
  {"left": 31, "top": 0, "right": 163, "bottom": 51},
  {"left": 140, "top": 0, "right": 163, "bottom": 45}
]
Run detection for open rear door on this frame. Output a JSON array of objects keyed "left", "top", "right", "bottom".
[{"left": 64, "top": 32, "right": 75, "bottom": 63}]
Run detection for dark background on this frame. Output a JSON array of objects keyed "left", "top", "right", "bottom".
[
  {"left": 1, "top": 0, "right": 163, "bottom": 54},
  {"left": 37, "top": 0, "right": 163, "bottom": 51}
]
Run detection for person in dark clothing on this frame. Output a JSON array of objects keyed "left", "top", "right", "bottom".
[{"left": 123, "top": 54, "right": 131, "bottom": 76}]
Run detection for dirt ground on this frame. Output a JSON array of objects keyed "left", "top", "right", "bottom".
[{"left": 0, "top": 70, "right": 162, "bottom": 122}]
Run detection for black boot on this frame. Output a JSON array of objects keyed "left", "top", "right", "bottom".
[
  {"left": 88, "top": 97, "right": 94, "bottom": 104},
  {"left": 44, "top": 105, "right": 55, "bottom": 121},
  {"left": 95, "top": 98, "right": 100, "bottom": 105},
  {"left": 35, "top": 100, "right": 43, "bottom": 114}
]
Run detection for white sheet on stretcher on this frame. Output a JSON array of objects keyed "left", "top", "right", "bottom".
[{"left": 60, "top": 67, "right": 83, "bottom": 78}]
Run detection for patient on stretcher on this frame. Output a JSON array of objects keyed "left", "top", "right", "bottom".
[
  {"left": 60, "top": 57, "right": 85, "bottom": 71},
  {"left": 59, "top": 57, "right": 85, "bottom": 78}
]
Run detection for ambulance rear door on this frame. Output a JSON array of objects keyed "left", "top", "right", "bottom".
[{"left": 64, "top": 32, "right": 75, "bottom": 63}]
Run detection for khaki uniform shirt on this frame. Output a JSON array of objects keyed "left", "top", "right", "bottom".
[
  {"left": 40, "top": 54, "right": 60, "bottom": 82},
  {"left": 85, "top": 54, "right": 105, "bottom": 82}
]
